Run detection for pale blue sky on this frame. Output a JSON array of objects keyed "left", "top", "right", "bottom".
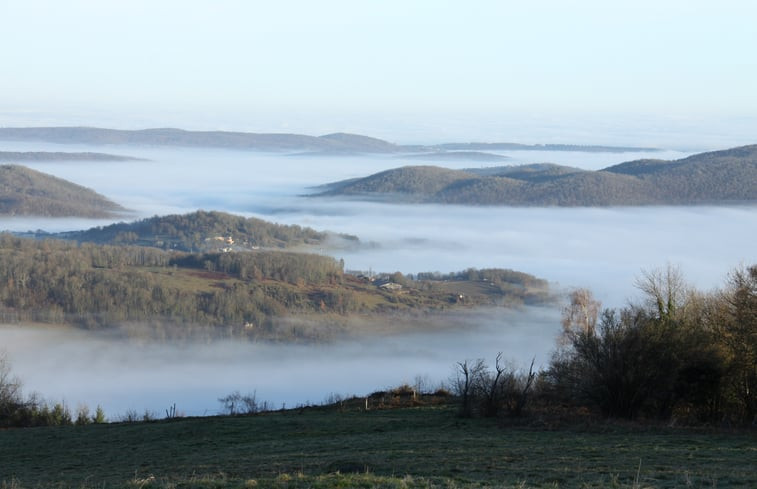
[{"left": 1, "top": 0, "right": 756, "bottom": 146}]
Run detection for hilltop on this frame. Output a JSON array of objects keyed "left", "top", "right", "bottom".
[
  {"left": 51, "top": 210, "right": 355, "bottom": 252},
  {"left": 0, "top": 402, "right": 752, "bottom": 488},
  {"left": 316, "top": 144, "right": 757, "bottom": 206},
  {"left": 0, "top": 164, "right": 127, "bottom": 217}
]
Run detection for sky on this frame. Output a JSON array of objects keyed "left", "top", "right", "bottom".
[{"left": 2, "top": 1, "right": 757, "bottom": 146}]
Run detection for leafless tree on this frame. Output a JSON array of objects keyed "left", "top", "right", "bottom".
[
  {"left": 635, "top": 264, "right": 691, "bottom": 323},
  {"left": 219, "top": 390, "right": 260, "bottom": 415},
  {"left": 561, "top": 288, "right": 601, "bottom": 342},
  {"left": 0, "top": 351, "right": 23, "bottom": 417},
  {"left": 453, "top": 358, "right": 486, "bottom": 417}
]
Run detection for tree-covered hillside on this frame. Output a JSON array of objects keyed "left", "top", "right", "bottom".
[
  {"left": 0, "top": 164, "right": 127, "bottom": 217},
  {"left": 55, "top": 210, "right": 357, "bottom": 252},
  {"left": 316, "top": 145, "right": 757, "bottom": 206},
  {"left": 0, "top": 235, "right": 550, "bottom": 340}
]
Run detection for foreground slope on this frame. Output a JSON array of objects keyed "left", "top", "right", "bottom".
[
  {"left": 316, "top": 145, "right": 757, "bottom": 206},
  {"left": 0, "top": 405, "right": 753, "bottom": 488},
  {"left": 0, "top": 164, "right": 127, "bottom": 217}
]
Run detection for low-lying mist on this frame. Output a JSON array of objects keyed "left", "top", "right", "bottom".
[
  {"left": 0, "top": 142, "right": 754, "bottom": 418},
  {"left": 3, "top": 144, "right": 752, "bottom": 305},
  {"left": 1, "top": 306, "right": 560, "bottom": 417}
]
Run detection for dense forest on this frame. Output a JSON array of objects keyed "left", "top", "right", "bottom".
[
  {"left": 51, "top": 210, "right": 358, "bottom": 252},
  {"left": 0, "top": 165, "right": 127, "bottom": 217},
  {"left": 317, "top": 144, "right": 757, "bottom": 206},
  {"left": 0, "top": 234, "right": 550, "bottom": 341}
]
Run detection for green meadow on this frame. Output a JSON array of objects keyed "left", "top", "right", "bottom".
[{"left": 2, "top": 403, "right": 754, "bottom": 489}]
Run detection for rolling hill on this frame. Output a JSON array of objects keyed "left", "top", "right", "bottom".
[
  {"left": 316, "top": 145, "right": 757, "bottom": 206},
  {"left": 0, "top": 164, "right": 128, "bottom": 217},
  {"left": 51, "top": 210, "right": 357, "bottom": 252}
]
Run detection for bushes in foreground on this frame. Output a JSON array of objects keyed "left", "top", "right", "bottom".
[
  {"left": 0, "top": 351, "right": 107, "bottom": 428},
  {"left": 543, "top": 265, "right": 756, "bottom": 425}
]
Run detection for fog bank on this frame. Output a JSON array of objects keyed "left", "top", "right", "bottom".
[
  {"left": 1, "top": 307, "right": 559, "bottom": 417},
  {"left": 0, "top": 143, "right": 754, "bottom": 417}
]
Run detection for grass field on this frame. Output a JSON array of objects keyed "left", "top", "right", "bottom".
[{"left": 1, "top": 404, "right": 755, "bottom": 489}]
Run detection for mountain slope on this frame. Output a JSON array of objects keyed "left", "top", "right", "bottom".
[
  {"left": 315, "top": 145, "right": 757, "bottom": 206},
  {"left": 602, "top": 144, "right": 757, "bottom": 203},
  {"left": 0, "top": 165, "right": 127, "bottom": 217},
  {"left": 319, "top": 166, "right": 479, "bottom": 200}
]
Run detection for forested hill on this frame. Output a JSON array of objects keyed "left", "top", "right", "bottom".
[
  {"left": 0, "top": 234, "right": 550, "bottom": 340},
  {"left": 0, "top": 165, "right": 127, "bottom": 217},
  {"left": 53, "top": 210, "right": 358, "bottom": 252},
  {"left": 316, "top": 145, "right": 757, "bottom": 206}
]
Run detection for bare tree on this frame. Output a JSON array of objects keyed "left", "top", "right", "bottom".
[
  {"left": 476, "top": 353, "right": 506, "bottom": 417},
  {"left": 635, "top": 264, "right": 691, "bottom": 323},
  {"left": 455, "top": 354, "right": 538, "bottom": 418},
  {"left": 561, "top": 288, "right": 601, "bottom": 341},
  {"left": 453, "top": 359, "right": 486, "bottom": 417},
  {"left": 0, "top": 351, "right": 23, "bottom": 418},
  {"left": 218, "top": 391, "right": 260, "bottom": 415},
  {"left": 510, "top": 358, "right": 537, "bottom": 417}
]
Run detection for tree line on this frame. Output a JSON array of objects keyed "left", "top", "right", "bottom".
[{"left": 452, "top": 265, "right": 756, "bottom": 426}]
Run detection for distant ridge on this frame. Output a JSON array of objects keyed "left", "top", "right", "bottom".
[
  {"left": 437, "top": 142, "right": 659, "bottom": 153},
  {"left": 402, "top": 151, "right": 509, "bottom": 162},
  {"left": 0, "top": 126, "right": 659, "bottom": 154},
  {"left": 316, "top": 144, "right": 757, "bottom": 206},
  {"left": 0, "top": 165, "right": 127, "bottom": 217},
  {"left": 0, "top": 151, "right": 144, "bottom": 162},
  {"left": 0, "top": 127, "right": 403, "bottom": 153}
]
